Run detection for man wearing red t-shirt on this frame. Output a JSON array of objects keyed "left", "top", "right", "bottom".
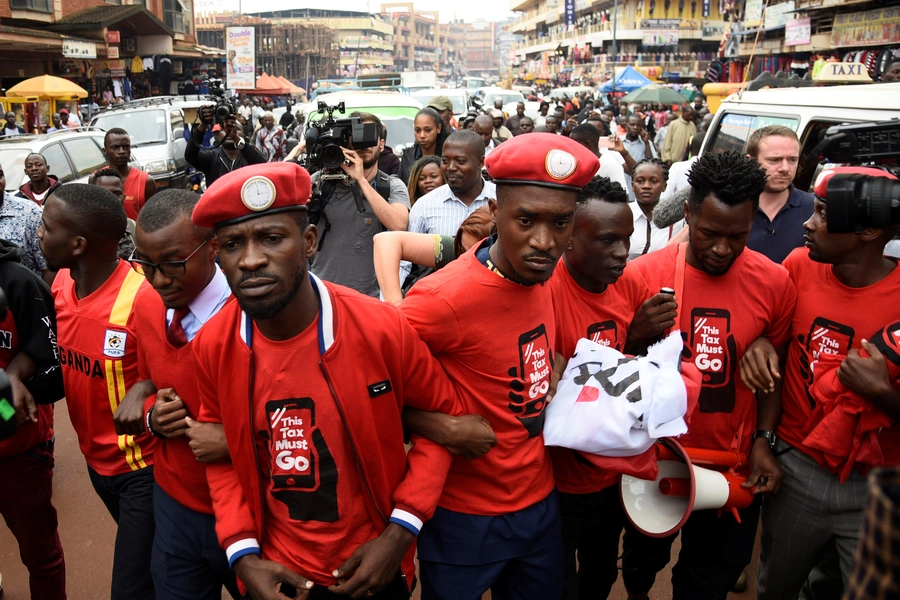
[
  {"left": 626, "top": 151, "right": 797, "bottom": 600},
  {"left": 110, "top": 189, "right": 238, "bottom": 600},
  {"left": 401, "top": 133, "right": 600, "bottom": 600},
  {"left": 38, "top": 183, "right": 156, "bottom": 600},
  {"left": 547, "top": 175, "right": 660, "bottom": 600},
  {"left": 103, "top": 128, "right": 157, "bottom": 220},
  {"left": 190, "top": 161, "right": 461, "bottom": 600},
  {"left": 739, "top": 167, "right": 900, "bottom": 600}
]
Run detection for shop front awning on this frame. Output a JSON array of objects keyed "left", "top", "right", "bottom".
[
  {"left": 172, "top": 43, "right": 226, "bottom": 59},
  {"left": 48, "top": 5, "right": 173, "bottom": 38},
  {"left": 0, "top": 24, "right": 97, "bottom": 53}
]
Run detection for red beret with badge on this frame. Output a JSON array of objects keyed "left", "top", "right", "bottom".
[
  {"left": 192, "top": 161, "right": 312, "bottom": 228},
  {"left": 813, "top": 165, "right": 897, "bottom": 198},
  {"left": 485, "top": 132, "right": 600, "bottom": 191}
]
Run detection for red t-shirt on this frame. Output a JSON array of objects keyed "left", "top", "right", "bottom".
[
  {"left": 252, "top": 319, "right": 378, "bottom": 585},
  {"left": 779, "top": 248, "right": 900, "bottom": 463},
  {"left": 548, "top": 261, "right": 651, "bottom": 494},
  {"left": 122, "top": 168, "right": 149, "bottom": 220},
  {"left": 633, "top": 244, "right": 796, "bottom": 454},
  {"left": 134, "top": 286, "right": 217, "bottom": 513},
  {"left": 402, "top": 245, "right": 557, "bottom": 515},
  {"left": 870, "top": 321, "right": 900, "bottom": 464},
  {"left": 53, "top": 261, "right": 156, "bottom": 476}
]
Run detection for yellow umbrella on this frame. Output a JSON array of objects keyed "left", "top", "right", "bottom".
[{"left": 7, "top": 75, "right": 88, "bottom": 99}]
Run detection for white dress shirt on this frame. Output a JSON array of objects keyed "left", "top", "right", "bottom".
[
  {"left": 628, "top": 201, "right": 684, "bottom": 262},
  {"left": 165, "top": 268, "right": 231, "bottom": 342}
]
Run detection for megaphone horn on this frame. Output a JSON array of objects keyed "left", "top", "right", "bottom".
[{"left": 620, "top": 438, "right": 754, "bottom": 538}]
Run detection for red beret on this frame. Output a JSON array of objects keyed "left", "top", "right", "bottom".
[
  {"left": 813, "top": 166, "right": 897, "bottom": 198},
  {"left": 192, "top": 161, "right": 312, "bottom": 228},
  {"left": 485, "top": 133, "right": 600, "bottom": 191}
]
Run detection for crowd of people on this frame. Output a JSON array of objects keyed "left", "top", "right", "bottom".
[{"left": 0, "top": 80, "right": 897, "bottom": 600}]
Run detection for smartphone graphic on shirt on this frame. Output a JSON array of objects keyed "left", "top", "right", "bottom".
[
  {"left": 587, "top": 320, "right": 618, "bottom": 349},
  {"left": 690, "top": 308, "right": 731, "bottom": 387},
  {"left": 519, "top": 325, "right": 552, "bottom": 402},
  {"left": 266, "top": 398, "right": 319, "bottom": 492},
  {"left": 806, "top": 318, "right": 855, "bottom": 365}
]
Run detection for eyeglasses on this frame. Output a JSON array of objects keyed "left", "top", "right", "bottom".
[{"left": 129, "top": 236, "right": 213, "bottom": 278}]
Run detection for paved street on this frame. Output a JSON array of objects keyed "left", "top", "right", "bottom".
[{"left": 0, "top": 402, "right": 759, "bottom": 600}]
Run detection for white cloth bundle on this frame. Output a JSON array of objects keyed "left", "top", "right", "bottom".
[{"left": 543, "top": 331, "right": 688, "bottom": 456}]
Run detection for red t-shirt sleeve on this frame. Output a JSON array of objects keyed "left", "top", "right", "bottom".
[
  {"left": 400, "top": 284, "right": 464, "bottom": 355},
  {"left": 764, "top": 271, "right": 798, "bottom": 348}
]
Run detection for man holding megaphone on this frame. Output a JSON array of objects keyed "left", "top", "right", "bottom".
[{"left": 623, "top": 151, "right": 798, "bottom": 600}]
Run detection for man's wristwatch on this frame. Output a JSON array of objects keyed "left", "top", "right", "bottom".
[
  {"left": 752, "top": 429, "right": 777, "bottom": 450},
  {"left": 236, "top": 137, "right": 245, "bottom": 150}
]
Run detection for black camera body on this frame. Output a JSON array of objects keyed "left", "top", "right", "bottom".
[
  {"left": 207, "top": 79, "right": 236, "bottom": 124},
  {"left": 809, "top": 119, "right": 900, "bottom": 233},
  {"left": 304, "top": 101, "right": 379, "bottom": 179}
]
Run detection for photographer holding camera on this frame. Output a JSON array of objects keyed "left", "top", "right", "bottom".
[
  {"left": 308, "top": 111, "right": 410, "bottom": 298},
  {"left": 185, "top": 105, "right": 266, "bottom": 187}
]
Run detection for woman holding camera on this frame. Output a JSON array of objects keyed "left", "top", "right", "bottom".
[{"left": 399, "top": 107, "right": 448, "bottom": 186}]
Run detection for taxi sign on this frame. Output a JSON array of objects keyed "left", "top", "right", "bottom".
[{"left": 813, "top": 62, "right": 872, "bottom": 84}]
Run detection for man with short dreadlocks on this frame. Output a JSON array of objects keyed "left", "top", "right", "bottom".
[{"left": 619, "top": 151, "right": 798, "bottom": 600}]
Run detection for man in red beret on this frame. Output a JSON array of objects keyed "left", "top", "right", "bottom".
[
  {"left": 189, "top": 161, "right": 461, "bottom": 599},
  {"left": 400, "top": 133, "right": 599, "bottom": 599},
  {"left": 740, "top": 167, "right": 900, "bottom": 600}
]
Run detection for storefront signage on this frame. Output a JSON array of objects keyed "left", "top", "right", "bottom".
[
  {"left": 641, "top": 18, "right": 681, "bottom": 28},
  {"left": 62, "top": 40, "right": 97, "bottom": 59},
  {"left": 832, "top": 7, "right": 900, "bottom": 48},
  {"left": 701, "top": 21, "right": 726, "bottom": 38},
  {"left": 94, "top": 59, "right": 126, "bottom": 78},
  {"left": 564, "top": 0, "right": 575, "bottom": 27},
  {"left": 785, "top": 17, "right": 811, "bottom": 45},
  {"left": 764, "top": 0, "right": 795, "bottom": 29},
  {"left": 744, "top": 0, "right": 763, "bottom": 28},
  {"left": 106, "top": 31, "right": 120, "bottom": 44},
  {"left": 107, "top": 46, "right": 119, "bottom": 59},
  {"left": 642, "top": 30, "right": 680, "bottom": 45},
  {"left": 225, "top": 26, "right": 255, "bottom": 90}
]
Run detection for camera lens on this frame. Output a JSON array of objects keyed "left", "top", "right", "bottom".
[
  {"left": 321, "top": 142, "right": 344, "bottom": 171},
  {"left": 825, "top": 173, "right": 900, "bottom": 233},
  {"left": 215, "top": 104, "right": 232, "bottom": 121}
]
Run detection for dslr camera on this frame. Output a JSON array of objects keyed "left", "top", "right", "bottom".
[
  {"left": 809, "top": 119, "right": 900, "bottom": 233},
  {"left": 304, "top": 101, "right": 379, "bottom": 181},
  {"left": 205, "top": 79, "right": 236, "bottom": 125}
]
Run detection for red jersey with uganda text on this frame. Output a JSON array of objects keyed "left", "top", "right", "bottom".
[
  {"left": 402, "top": 243, "right": 557, "bottom": 515},
  {"left": 548, "top": 261, "right": 651, "bottom": 494},
  {"left": 779, "top": 248, "right": 900, "bottom": 464},
  {"left": 252, "top": 319, "right": 379, "bottom": 585},
  {"left": 52, "top": 261, "right": 155, "bottom": 475},
  {"left": 632, "top": 244, "right": 796, "bottom": 454}
]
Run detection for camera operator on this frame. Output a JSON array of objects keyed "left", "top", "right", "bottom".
[
  {"left": 309, "top": 111, "right": 410, "bottom": 298},
  {"left": 740, "top": 166, "right": 900, "bottom": 599},
  {"left": 185, "top": 105, "right": 266, "bottom": 187}
]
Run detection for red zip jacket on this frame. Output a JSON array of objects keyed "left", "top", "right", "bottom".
[
  {"left": 135, "top": 285, "right": 218, "bottom": 514},
  {"left": 193, "top": 275, "right": 460, "bottom": 589}
]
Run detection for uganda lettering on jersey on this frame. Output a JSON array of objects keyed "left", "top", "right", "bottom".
[
  {"left": 797, "top": 318, "right": 856, "bottom": 409},
  {"left": 264, "top": 397, "right": 338, "bottom": 522},
  {"left": 681, "top": 308, "right": 738, "bottom": 413},
  {"left": 58, "top": 344, "right": 106, "bottom": 379},
  {"left": 507, "top": 324, "right": 553, "bottom": 438}
]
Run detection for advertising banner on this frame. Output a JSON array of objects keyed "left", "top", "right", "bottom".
[
  {"left": 764, "top": 0, "right": 795, "bottom": 29},
  {"left": 744, "top": 0, "right": 763, "bottom": 27},
  {"left": 226, "top": 26, "right": 255, "bottom": 90},
  {"left": 785, "top": 17, "right": 811, "bottom": 45},
  {"left": 642, "top": 31, "right": 680, "bottom": 45},
  {"left": 62, "top": 40, "right": 97, "bottom": 59},
  {"left": 565, "top": 0, "right": 576, "bottom": 28},
  {"left": 831, "top": 7, "right": 900, "bottom": 48}
]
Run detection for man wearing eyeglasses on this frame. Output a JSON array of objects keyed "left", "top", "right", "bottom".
[
  {"left": 112, "top": 189, "right": 237, "bottom": 600},
  {"left": 38, "top": 183, "right": 157, "bottom": 600}
]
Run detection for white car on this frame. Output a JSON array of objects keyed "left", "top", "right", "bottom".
[
  {"left": 476, "top": 87, "right": 526, "bottom": 110},
  {"left": 409, "top": 88, "right": 470, "bottom": 120},
  {"left": 503, "top": 101, "right": 543, "bottom": 121}
]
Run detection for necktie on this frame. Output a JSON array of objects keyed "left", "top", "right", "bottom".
[{"left": 167, "top": 307, "right": 191, "bottom": 348}]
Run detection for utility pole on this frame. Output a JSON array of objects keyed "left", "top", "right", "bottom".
[{"left": 611, "top": 0, "right": 618, "bottom": 94}]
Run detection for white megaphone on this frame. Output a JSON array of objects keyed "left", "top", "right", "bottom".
[{"left": 620, "top": 438, "right": 755, "bottom": 537}]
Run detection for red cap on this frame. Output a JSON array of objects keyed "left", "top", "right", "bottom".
[
  {"left": 485, "top": 133, "right": 600, "bottom": 191},
  {"left": 813, "top": 166, "right": 897, "bottom": 198},
  {"left": 211, "top": 124, "right": 222, "bottom": 132},
  {"left": 192, "top": 161, "right": 312, "bottom": 228},
  {"left": 59, "top": 108, "right": 69, "bottom": 115}
]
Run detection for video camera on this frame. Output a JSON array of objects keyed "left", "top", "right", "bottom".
[
  {"left": 206, "top": 78, "right": 236, "bottom": 125},
  {"left": 304, "top": 101, "right": 379, "bottom": 180},
  {"left": 807, "top": 119, "right": 900, "bottom": 233}
]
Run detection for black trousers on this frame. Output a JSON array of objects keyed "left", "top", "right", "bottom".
[
  {"left": 622, "top": 501, "right": 760, "bottom": 600},
  {"left": 560, "top": 486, "right": 626, "bottom": 600},
  {"left": 88, "top": 465, "right": 156, "bottom": 600}
]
